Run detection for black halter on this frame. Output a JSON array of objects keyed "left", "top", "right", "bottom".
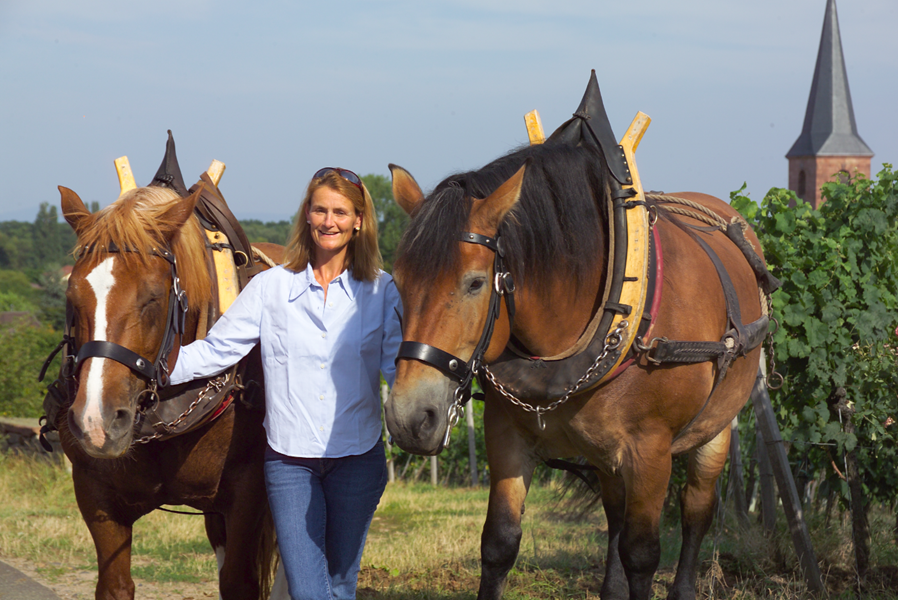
[
  {"left": 395, "top": 231, "right": 515, "bottom": 446},
  {"left": 69, "top": 242, "right": 189, "bottom": 391}
]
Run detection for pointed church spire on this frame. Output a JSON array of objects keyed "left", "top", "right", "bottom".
[
  {"left": 787, "top": 0, "right": 873, "bottom": 208},
  {"left": 787, "top": 0, "right": 872, "bottom": 158}
]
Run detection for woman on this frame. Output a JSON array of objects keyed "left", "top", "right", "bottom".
[{"left": 170, "top": 167, "right": 402, "bottom": 600}]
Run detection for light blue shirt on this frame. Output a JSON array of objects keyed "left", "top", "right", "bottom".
[{"left": 170, "top": 264, "right": 402, "bottom": 458}]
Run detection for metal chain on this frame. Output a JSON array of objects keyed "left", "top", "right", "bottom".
[
  {"left": 481, "top": 320, "right": 629, "bottom": 430},
  {"left": 133, "top": 375, "right": 229, "bottom": 445}
]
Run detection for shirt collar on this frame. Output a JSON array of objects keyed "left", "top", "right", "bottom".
[{"left": 288, "top": 263, "right": 356, "bottom": 301}]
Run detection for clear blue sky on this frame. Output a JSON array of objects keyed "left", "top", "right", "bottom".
[{"left": 1, "top": 0, "right": 895, "bottom": 223}]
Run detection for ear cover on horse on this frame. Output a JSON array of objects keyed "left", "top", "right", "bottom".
[
  {"left": 149, "top": 130, "right": 190, "bottom": 197},
  {"left": 546, "top": 69, "right": 632, "bottom": 186}
]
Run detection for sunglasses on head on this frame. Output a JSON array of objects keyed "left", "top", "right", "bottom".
[{"left": 314, "top": 167, "right": 362, "bottom": 190}]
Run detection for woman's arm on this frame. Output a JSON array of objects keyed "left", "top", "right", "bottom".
[{"left": 170, "top": 276, "right": 265, "bottom": 385}]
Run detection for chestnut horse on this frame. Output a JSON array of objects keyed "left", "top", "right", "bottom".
[
  {"left": 385, "top": 139, "right": 767, "bottom": 599},
  {"left": 52, "top": 180, "right": 285, "bottom": 600}
]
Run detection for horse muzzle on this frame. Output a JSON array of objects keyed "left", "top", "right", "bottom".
[
  {"left": 384, "top": 375, "right": 455, "bottom": 456},
  {"left": 66, "top": 368, "right": 141, "bottom": 458},
  {"left": 67, "top": 403, "right": 136, "bottom": 458}
]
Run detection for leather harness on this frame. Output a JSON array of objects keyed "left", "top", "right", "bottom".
[{"left": 394, "top": 72, "right": 781, "bottom": 443}]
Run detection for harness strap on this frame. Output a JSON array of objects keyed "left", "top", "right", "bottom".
[
  {"left": 75, "top": 341, "right": 157, "bottom": 380},
  {"left": 396, "top": 343, "right": 473, "bottom": 384},
  {"left": 645, "top": 213, "right": 770, "bottom": 442},
  {"left": 191, "top": 173, "right": 256, "bottom": 288},
  {"left": 724, "top": 222, "right": 782, "bottom": 295}
]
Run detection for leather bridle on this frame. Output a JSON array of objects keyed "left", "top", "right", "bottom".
[
  {"left": 395, "top": 231, "right": 515, "bottom": 447},
  {"left": 63, "top": 243, "right": 189, "bottom": 403}
]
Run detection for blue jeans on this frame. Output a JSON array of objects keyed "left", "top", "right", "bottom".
[{"left": 264, "top": 440, "right": 387, "bottom": 600}]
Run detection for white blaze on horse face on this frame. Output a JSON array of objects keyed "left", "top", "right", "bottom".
[{"left": 83, "top": 256, "right": 117, "bottom": 447}]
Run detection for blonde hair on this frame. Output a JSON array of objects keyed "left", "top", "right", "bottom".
[{"left": 283, "top": 170, "right": 382, "bottom": 281}]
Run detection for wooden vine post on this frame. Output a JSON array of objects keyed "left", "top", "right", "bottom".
[
  {"left": 466, "top": 399, "right": 478, "bottom": 486},
  {"left": 753, "top": 354, "right": 825, "bottom": 594},
  {"left": 382, "top": 382, "right": 395, "bottom": 483}
]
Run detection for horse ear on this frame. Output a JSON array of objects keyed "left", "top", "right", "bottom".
[
  {"left": 159, "top": 186, "right": 201, "bottom": 235},
  {"left": 470, "top": 164, "right": 526, "bottom": 232},
  {"left": 59, "top": 186, "right": 92, "bottom": 235},
  {"left": 389, "top": 164, "right": 424, "bottom": 215}
]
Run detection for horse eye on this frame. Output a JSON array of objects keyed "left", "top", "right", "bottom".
[{"left": 468, "top": 278, "right": 485, "bottom": 293}]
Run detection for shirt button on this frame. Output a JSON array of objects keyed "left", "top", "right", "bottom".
[
  {"left": 320, "top": 363, "right": 326, "bottom": 369},
  {"left": 319, "top": 394, "right": 324, "bottom": 400},
  {"left": 321, "top": 333, "right": 327, "bottom": 338},
  {"left": 319, "top": 426, "right": 324, "bottom": 431},
  {"left": 328, "top": 302, "right": 334, "bottom": 307}
]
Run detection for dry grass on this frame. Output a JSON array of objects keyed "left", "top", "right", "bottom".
[{"left": 2, "top": 452, "right": 898, "bottom": 599}]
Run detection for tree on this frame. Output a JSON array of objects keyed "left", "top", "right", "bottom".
[
  {"left": 363, "top": 174, "right": 409, "bottom": 273},
  {"left": 0, "top": 291, "right": 37, "bottom": 313},
  {"left": 33, "top": 203, "right": 63, "bottom": 269},
  {"left": 0, "top": 270, "right": 39, "bottom": 303},
  {"left": 0, "top": 319, "right": 60, "bottom": 418},
  {"left": 240, "top": 219, "right": 293, "bottom": 245},
  {"left": 36, "top": 269, "right": 67, "bottom": 331},
  {"left": 732, "top": 164, "right": 898, "bottom": 579},
  {"left": 0, "top": 221, "right": 35, "bottom": 270}
]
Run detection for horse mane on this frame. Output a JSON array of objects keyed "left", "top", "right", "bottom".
[
  {"left": 395, "top": 143, "right": 610, "bottom": 291},
  {"left": 74, "top": 187, "right": 213, "bottom": 311}
]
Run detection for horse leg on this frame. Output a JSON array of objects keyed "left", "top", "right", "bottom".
[
  {"left": 218, "top": 505, "right": 271, "bottom": 600},
  {"left": 72, "top": 469, "right": 136, "bottom": 600},
  {"left": 597, "top": 471, "right": 628, "bottom": 600},
  {"left": 668, "top": 426, "right": 731, "bottom": 600},
  {"left": 477, "top": 406, "right": 536, "bottom": 600},
  {"left": 618, "top": 447, "right": 672, "bottom": 600},
  {"left": 203, "top": 513, "right": 228, "bottom": 598}
]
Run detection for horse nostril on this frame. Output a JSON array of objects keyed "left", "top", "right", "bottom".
[
  {"left": 109, "top": 408, "right": 134, "bottom": 437},
  {"left": 417, "top": 408, "right": 438, "bottom": 439}
]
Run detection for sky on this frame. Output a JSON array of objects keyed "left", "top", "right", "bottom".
[{"left": 1, "top": 0, "right": 895, "bottom": 224}]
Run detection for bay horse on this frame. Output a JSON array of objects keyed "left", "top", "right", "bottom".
[
  {"left": 385, "top": 121, "right": 770, "bottom": 597},
  {"left": 48, "top": 152, "right": 286, "bottom": 599}
]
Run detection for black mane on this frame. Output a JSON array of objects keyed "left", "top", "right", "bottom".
[{"left": 395, "top": 142, "right": 609, "bottom": 292}]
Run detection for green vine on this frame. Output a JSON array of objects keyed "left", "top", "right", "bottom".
[{"left": 732, "top": 165, "right": 898, "bottom": 507}]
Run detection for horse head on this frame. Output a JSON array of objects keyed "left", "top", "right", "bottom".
[
  {"left": 385, "top": 164, "right": 525, "bottom": 455},
  {"left": 59, "top": 183, "right": 211, "bottom": 458}
]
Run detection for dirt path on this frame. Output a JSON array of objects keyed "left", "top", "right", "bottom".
[{"left": 0, "top": 556, "right": 216, "bottom": 600}]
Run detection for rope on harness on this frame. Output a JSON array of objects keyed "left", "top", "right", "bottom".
[
  {"left": 251, "top": 245, "right": 278, "bottom": 269},
  {"left": 646, "top": 193, "right": 749, "bottom": 234}
]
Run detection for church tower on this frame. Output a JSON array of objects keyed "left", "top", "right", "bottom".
[{"left": 786, "top": 0, "right": 873, "bottom": 208}]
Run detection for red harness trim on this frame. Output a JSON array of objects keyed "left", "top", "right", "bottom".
[{"left": 208, "top": 392, "right": 235, "bottom": 422}]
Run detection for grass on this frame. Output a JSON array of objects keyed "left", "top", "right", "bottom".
[{"left": 2, "top": 452, "right": 897, "bottom": 598}]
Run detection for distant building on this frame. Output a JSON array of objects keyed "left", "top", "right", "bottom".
[{"left": 786, "top": 0, "right": 873, "bottom": 208}]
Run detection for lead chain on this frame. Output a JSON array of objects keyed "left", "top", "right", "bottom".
[{"left": 481, "top": 320, "right": 629, "bottom": 430}]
